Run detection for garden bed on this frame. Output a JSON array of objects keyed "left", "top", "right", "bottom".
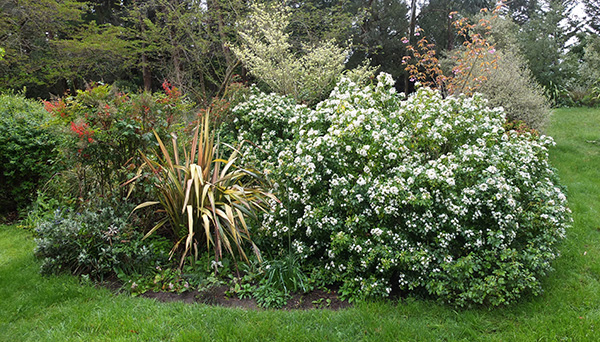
[
  {"left": 97, "top": 276, "right": 352, "bottom": 310},
  {"left": 1, "top": 108, "right": 599, "bottom": 341},
  {"left": 140, "top": 286, "right": 351, "bottom": 310}
]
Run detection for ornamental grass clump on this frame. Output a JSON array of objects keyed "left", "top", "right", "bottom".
[
  {"left": 129, "top": 113, "right": 277, "bottom": 272},
  {"left": 231, "top": 73, "right": 571, "bottom": 306}
]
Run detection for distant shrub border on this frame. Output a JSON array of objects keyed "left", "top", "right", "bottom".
[{"left": 227, "top": 73, "right": 571, "bottom": 306}]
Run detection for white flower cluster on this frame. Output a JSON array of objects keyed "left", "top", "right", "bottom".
[{"left": 228, "top": 73, "right": 571, "bottom": 305}]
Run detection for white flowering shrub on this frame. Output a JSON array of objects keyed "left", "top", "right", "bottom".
[
  {"left": 222, "top": 88, "right": 308, "bottom": 167},
  {"left": 226, "top": 73, "right": 570, "bottom": 306}
]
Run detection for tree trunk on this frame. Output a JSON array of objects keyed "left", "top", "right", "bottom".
[
  {"left": 405, "top": 0, "right": 418, "bottom": 94},
  {"left": 168, "top": 0, "right": 184, "bottom": 89},
  {"left": 215, "top": 0, "right": 233, "bottom": 67},
  {"left": 446, "top": 13, "right": 454, "bottom": 51},
  {"left": 138, "top": 3, "right": 152, "bottom": 91},
  {"left": 142, "top": 52, "right": 152, "bottom": 91}
]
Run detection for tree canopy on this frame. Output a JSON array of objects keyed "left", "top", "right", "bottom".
[{"left": 0, "top": 0, "right": 593, "bottom": 100}]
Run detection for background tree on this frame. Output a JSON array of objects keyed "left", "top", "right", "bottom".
[
  {"left": 0, "top": 0, "right": 590, "bottom": 100},
  {"left": 562, "top": 32, "right": 600, "bottom": 106},
  {"left": 83, "top": 0, "right": 132, "bottom": 25},
  {"left": 52, "top": 23, "right": 137, "bottom": 91},
  {"left": 284, "top": 0, "right": 355, "bottom": 46},
  {"left": 120, "top": 0, "right": 244, "bottom": 102},
  {"left": 346, "top": 0, "right": 410, "bottom": 90},
  {"left": 516, "top": 0, "right": 578, "bottom": 90},
  {"left": 417, "top": 0, "right": 492, "bottom": 51},
  {"left": 473, "top": 13, "right": 551, "bottom": 130},
  {"left": 501, "top": 0, "right": 540, "bottom": 25},
  {"left": 582, "top": 0, "right": 600, "bottom": 34},
  {"left": 0, "top": 0, "right": 86, "bottom": 97},
  {"left": 232, "top": 2, "right": 347, "bottom": 104},
  {"left": 579, "top": 36, "right": 600, "bottom": 87}
]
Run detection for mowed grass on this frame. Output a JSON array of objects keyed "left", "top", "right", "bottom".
[{"left": 1, "top": 107, "right": 600, "bottom": 341}]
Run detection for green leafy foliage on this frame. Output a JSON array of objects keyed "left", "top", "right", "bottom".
[
  {"left": 126, "top": 0, "right": 245, "bottom": 100},
  {"left": 475, "top": 49, "right": 551, "bottom": 131},
  {"left": 34, "top": 204, "right": 169, "bottom": 280},
  {"left": 408, "top": 12, "right": 551, "bottom": 131},
  {"left": 346, "top": 0, "right": 410, "bottom": 88},
  {"left": 127, "top": 267, "right": 194, "bottom": 296},
  {"left": 252, "top": 283, "right": 290, "bottom": 308},
  {"left": 516, "top": 1, "right": 577, "bottom": 91},
  {"left": 232, "top": 2, "right": 347, "bottom": 105},
  {"left": 577, "top": 35, "right": 600, "bottom": 89},
  {"left": 262, "top": 253, "right": 308, "bottom": 295},
  {"left": 417, "top": 0, "right": 493, "bottom": 51},
  {"left": 0, "top": 94, "right": 62, "bottom": 214},
  {"left": 566, "top": 34, "right": 600, "bottom": 107},
  {"left": 0, "top": 0, "right": 87, "bottom": 97},
  {"left": 44, "top": 81, "right": 192, "bottom": 201},
  {"left": 20, "top": 191, "right": 71, "bottom": 231},
  {"left": 223, "top": 253, "right": 308, "bottom": 308},
  {"left": 583, "top": 0, "right": 600, "bottom": 33},
  {"left": 52, "top": 23, "right": 136, "bottom": 88}
]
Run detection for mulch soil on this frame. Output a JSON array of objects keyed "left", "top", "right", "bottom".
[
  {"left": 98, "top": 276, "right": 351, "bottom": 310},
  {"left": 139, "top": 285, "right": 351, "bottom": 310}
]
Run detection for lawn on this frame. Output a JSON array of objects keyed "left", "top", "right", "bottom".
[{"left": 1, "top": 107, "right": 599, "bottom": 341}]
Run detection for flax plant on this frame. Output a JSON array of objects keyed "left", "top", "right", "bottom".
[{"left": 128, "top": 113, "right": 277, "bottom": 272}]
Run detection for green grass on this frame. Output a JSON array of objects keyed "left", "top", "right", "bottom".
[{"left": 2, "top": 107, "right": 600, "bottom": 341}]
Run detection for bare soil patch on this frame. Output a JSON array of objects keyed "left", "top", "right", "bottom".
[{"left": 139, "top": 285, "right": 351, "bottom": 310}]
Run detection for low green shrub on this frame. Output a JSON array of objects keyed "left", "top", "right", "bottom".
[
  {"left": 261, "top": 253, "right": 308, "bottom": 295},
  {"left": 127, "top": 267, "right": 195, "bottom": 296},
  {"left": 565, "top": 83, "right": 600, "bottom": 108},
  {"left": 230, "top": 74, "right": 571, "bottom": 307},
  {"left": 0, "top": 93, "right": 62, "bottom": 215},
  {"left": 34, "top": 203, "right": 169, "bottom": 280},
  {"left": 252, "top": 283, "right": 290, "bottom": 308},
  {"left": 227, "top": 253, "right": 307, "bottom": 309},
  {"left": 20, "top": 191, "right": 72, "bottom": 230}
]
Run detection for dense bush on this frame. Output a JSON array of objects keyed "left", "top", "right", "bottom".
[
  {"left": 34, "top": 203, "right": 169, "bottom": 280},
  {"left": 220, "top": 88, "right": 308, "bottom": 164},
  {"left": 43, "top": 81, "right": 193, "bottom": 201},
  {"left": 229, "top": 74, "right": 571, "bottom": 306},
  {"left": 0, "top": 94, "right": 62, "bottom": 215},
  {"left": 477, "top": 49, "right": 551, "bottom": 131}
]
